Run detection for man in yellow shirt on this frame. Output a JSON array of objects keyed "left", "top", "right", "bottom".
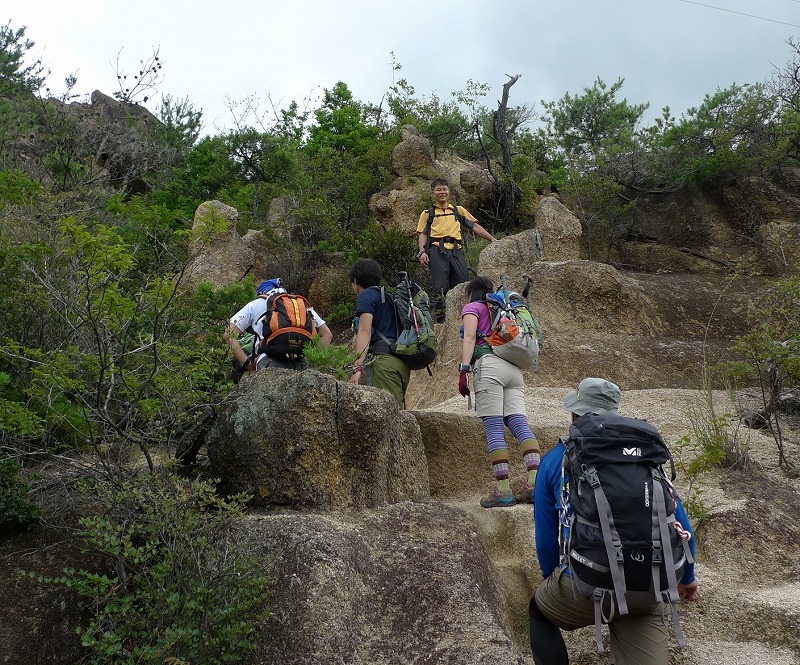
[{"left": 416, "top": 178, "right": 496, "bottom": 322}]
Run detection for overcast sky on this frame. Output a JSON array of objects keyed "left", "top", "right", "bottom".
[{"left": 9, "top": 0, "right": 800, "bottom": 137}]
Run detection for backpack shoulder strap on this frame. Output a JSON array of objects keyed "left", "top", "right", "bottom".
[
  {"left": 255, "top": 294, "right": 274, "bottom": 326},
  {"left": 367, "top": 284, "right": 386, "bottom": 303},
  {"left": 651, "top": 473, "right": 689, "bottom": 647},
  {"left": 452, "top": 205, "right": 475, "bottom": 231},
  {"left": 366, "top": 285, "right": 399, "bottom": 348},
  {"left": 424, "top": 206, "right": 436, "bottom": 240},
  {"left": 583, "top": 466, "right": 630, "bottom": 615},
  {"left": 425, "top": 205, "right": 475, "bottom": 236}
]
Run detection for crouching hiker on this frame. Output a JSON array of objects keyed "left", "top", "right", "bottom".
[
  {"left": 530, "top": 378, "right": 699, "bottom": 665},
  {"left": 225, "top": 278, "right": 332, "bottom": 381}
]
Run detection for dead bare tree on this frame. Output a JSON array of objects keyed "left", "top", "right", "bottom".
[
  {"left": 476, "top": 74, "right": 537, "bottom": 226},
  {"left": 493, "top": 74, "right": 522, "bottom": 178}
]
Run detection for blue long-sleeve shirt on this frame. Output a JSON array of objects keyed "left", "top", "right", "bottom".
[{"left": 533, "top": 441, "right": 696, "bottom": 585}]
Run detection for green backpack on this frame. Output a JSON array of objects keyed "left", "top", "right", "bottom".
[{"left": 374, "top": 272, "right": 438, "bottom": 372}]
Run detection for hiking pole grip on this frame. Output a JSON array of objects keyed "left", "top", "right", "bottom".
[{"left": 499, "top": 274, "right": 510, "bottom": 305}]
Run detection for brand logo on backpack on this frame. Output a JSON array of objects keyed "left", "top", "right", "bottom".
[
  {"left": 258, "top": 292, "right": 316, "bottom": 361},
  {"left": 561, "top": 413, "right": 694, "bottom": 653}
]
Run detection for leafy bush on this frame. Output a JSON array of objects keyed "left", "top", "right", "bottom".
[
  {"left": 0, "top": 370, "right": 44, "bottom": 530},
  {"left": 0, "top": 168, "right": 42, "bottom": 206},
  {"left": 715, "top": 277, "right": 800, "bottom": 470},
  {"left": 0, "top": 455, "right": 40, "bottom": 529},
  {"left": 0, "top": 371, "right": 44, "bottom": 437},
  {"left": 29, "top": 472, "right": 269, "bottom": 665},
  {"left": 303, "top": 337, "right": 357, "bottom": 380},
  {"left": 673, "top": 386, "right": 750, "bottom": 522},
  {"left": 0, "top": 217, "right": 230, "bottom": 465},
  {"left": 341, "top": 220, "right": 419, "bottom": 285}
]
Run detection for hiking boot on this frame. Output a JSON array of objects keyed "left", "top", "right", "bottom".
[
  {"left": 517, "top": 482, "right": 535, "bottom": 504},
  {"left": 480, "top": 488, "right": 516, "bottom": 508}
]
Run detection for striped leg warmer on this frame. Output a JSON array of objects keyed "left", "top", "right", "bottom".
[
  {"left": 482, "top": 415, "right": 510, "bottom": 492},
  {"left": 505, "top": 413, "right": 541, "bottom": 485}
]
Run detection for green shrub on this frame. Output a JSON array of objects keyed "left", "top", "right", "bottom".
[
  {"left": 673, "top": 386, "right": 749, "bottom": 522},
  {"left": 714, "top": 277, "right": 800, "bottom": 470},
  {"left": 343, "top": 220, "right": 419, "bottom": 284},
  {"left": 0, "top": 371, "right": 44, "bottom": 437},
  {"left": 303, "top": 337, "right": 357, "bottom": 380},
  {"left": 29, "top": 472, "right": 269, "bottom": 665},
  {"left": 0, "top": 168, "right": 43, "bottom": 207},
  {"left": 0, "top": 456, "right": 40, "bottom": 530}
]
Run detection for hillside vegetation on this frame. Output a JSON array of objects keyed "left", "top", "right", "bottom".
[{"left": 1, "top": 21, "right": 799, "bottom": 665}]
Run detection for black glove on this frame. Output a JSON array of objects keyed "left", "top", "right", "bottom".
[{"left": 231, "top": 358, "right": 248, "bottom": 384}]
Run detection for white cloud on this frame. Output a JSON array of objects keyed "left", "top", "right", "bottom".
[{"left": 9, "top": 0, "right": 798, "bottom": 135}]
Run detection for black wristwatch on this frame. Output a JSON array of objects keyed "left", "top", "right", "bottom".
[{"left": 459, "top": 363, "right": 472, "bottom": 373}]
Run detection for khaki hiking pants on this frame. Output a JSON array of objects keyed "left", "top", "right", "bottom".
[{"left": 534, "top": 567, "right": 670, "bottom": 665}]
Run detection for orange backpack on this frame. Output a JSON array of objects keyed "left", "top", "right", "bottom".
[{"left": 257, "top": 292, "right": 317, "bottom": 361}]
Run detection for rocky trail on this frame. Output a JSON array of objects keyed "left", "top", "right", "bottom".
[{"left": 431, "top": 387, "right": 800, "bottom": 664}]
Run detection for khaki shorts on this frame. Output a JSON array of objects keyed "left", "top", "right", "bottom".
[
  {"left": 534, "top": 567, "right": 669, "bottom": 665},
  {"left": 473, "top": 353, "right": 526, "bottom": 418}
]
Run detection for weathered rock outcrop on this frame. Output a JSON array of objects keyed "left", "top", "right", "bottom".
[
  {"left": 533, "top": 196, "right": 582, "bottom": 256},
  {"left": 390, "top": 125, "right": 438, "bottom": 179},
  {"left": 246, "top": 502, "right": 532, "bottom": 664},
  {"left": 266, "top": 194, "right": 300, "bottom": 240},
  {"left": 18, "top": 90, "right": 170, "bottom": 194},
  {"left": 619, "top": 176, "right": 800, "bottom": 276},
  {"left": 181, "top": 200, "right": 255, "bottom": 291},
  {"left": 369, "top": 124, "right": 501, "bottom": 232},
  {"left": 207, "top": 368, "right": 430, "bottom": 509}
]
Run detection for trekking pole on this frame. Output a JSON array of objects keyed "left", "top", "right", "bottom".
[
  {"left": 500, "top": 273, "right": 511, "bottom": 307},
  {"left": 398, "top": 271, "right": 420, "bottom": 334},
  {"left": 522, "top": 273, "right": 544, "bottom": 345},
  {"left": 521, "top": 275, "right": 531, "bottom": 302}
]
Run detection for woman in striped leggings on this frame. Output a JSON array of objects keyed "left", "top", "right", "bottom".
[{"left": 459, "top": 276, "right": 540, "bottom": 508}]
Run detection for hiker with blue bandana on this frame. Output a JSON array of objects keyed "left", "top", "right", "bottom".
[
  {"left": 225, "top": 278, "right": 332, "bottom": 381},
  {"left": 529, "top": 377, "right": 699, "bottom": 665}
]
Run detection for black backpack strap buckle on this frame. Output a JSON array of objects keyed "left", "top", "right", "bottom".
[{"left": 583, "top": 467, "right": 600, "bottom": 488}]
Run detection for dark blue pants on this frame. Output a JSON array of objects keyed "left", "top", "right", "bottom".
[{"left": 429, "top": 245, "right": 469, "bottom": 322}]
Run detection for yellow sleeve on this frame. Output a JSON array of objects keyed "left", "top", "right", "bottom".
[
  {"left": 456, "top": 205, "right": 477, "bottom": 223},
  {"left": 416, "top": 209, "right": 432, "bottom": 234}
]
